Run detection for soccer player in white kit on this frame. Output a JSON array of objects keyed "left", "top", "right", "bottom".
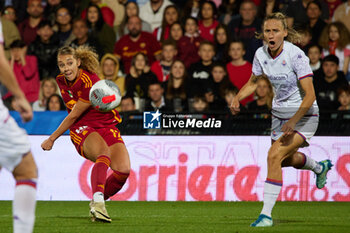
[
  {"left": 0, "top": 19, "right": 37, "bottom": 232},
  {"left": 230, "top": 12, "right": 333, "bottom": 227}
]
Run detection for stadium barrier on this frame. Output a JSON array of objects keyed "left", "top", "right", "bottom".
[{"left": 0, "top": 135, "right": 349, "bottom": 201}]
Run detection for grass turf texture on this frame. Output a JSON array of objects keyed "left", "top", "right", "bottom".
[{"left": 0, "top": 201, "right": 349, "bottom": 233}]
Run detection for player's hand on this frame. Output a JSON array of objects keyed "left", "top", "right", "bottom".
[
  {"left": 281, "top": 119, "right": 296, "bottom": 137},
  {"left": 230, "top": 97, "right": 240, "bottom": 115},
  {"left": 41, "top": 138, "right": 54, "bottom": 151},
  {"left": 13, "top": 96, "right": 33, "bottom": 122}
]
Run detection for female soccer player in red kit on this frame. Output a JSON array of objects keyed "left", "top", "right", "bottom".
[{"left": 41, "top": 46, "right": 130, "bottom": 223}]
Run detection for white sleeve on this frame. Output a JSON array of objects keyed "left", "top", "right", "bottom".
[
  {"left": 252, "top": 54, "right": 263, "bottom": 76},
  {"left": 291, "top": 49, "right": 313, "bottom": 80}
]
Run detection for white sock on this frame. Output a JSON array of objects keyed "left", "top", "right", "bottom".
[
  {"left": 260, "top": 180, "right": 282, "bottom": 218},
  {"left": 93, "top": 192, "right": 104, "bottom": 203},
  {"left": 13, "top": 180, "right": 37, "bottom": 233},
  {"left": 302, "top": 154, "right": 323, "bottom": 174}
]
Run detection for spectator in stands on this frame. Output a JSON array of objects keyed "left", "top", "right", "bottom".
[
  {"left": 117, "top": 1, "right": 152, "bottom": 41},
  {"left": 70, "top": 18, "right": 104, "bottom": 59},
  {"left": 181, "top": 0, "right": 203, "bottom": 22},
  {"left": 213, "top": 24, "right": 229, "bottom": 62},
  {"left": 145, "top": 81, "right": 173, "bottom": 112},
  {"left": 100, "top": 53, "right": 126, "bottom": 97},
  {"left": 306, "top": 0, "right": 327, "bottom": 45},
  {"left": 307, "top": 44, "right": 322, "bottom": 71},
  {"left": 44, "top": 0, "right": 75, "bottom": 26},
  {"left": 224, "top": 87, "right": 238, "bottom": 108},
  {"left": 188, "top": 41, "right": 215, "bottom": 97},
  {"left": 198, "top": 1, "right": 219, "bottom": 42},
  {"left": 285, "top": 0, "right": 329, "bottom": 29},
  {"left": 17, "top": 0, "right": 44, "bottom": 45},
  {"left": 177, "top": 17, "right": 204, "bottom": 68},
  {"left": 319, "top": 22, "right": 350, "bottom": 76},
  {"left": 151, "top": 40, "right": 177, "bottom": 82},
  {"left": 227, "top": 0, "right": 263, "bottom": 63},
  {"left": 32, "top": 77, "right": 59, "bottom": 111},
  {"left": 337, "top": 85, "right": 350, "bottom": 111},
  {"left": 153, "top": 5, "right": 179, "bottom": 42},
  {"left": 246, "top": 76, "right": 273, "bottom": 112},
  {"left": 164, "top": 60, "right": 190, "bottom": 112},
  {"left": 333, "top": 0, "right": 350, "bottom": 33},
  {"left": 4, "top": 40, "right": 40, "bottom": 104},
  {"left": 86, "top": 4, "right": 116, "bottom": 55},
  {"left": 205, "top": 62, "right": 233, "bottom": 111},
  {"left": 120, "top": 96, "right": 137, "bottom": 112},
  {"left": 1, "top": 10, "right": 21, "bottom": 59},
  {"left": 28, "top": 20, "right": 59, "bottom": 80},
  {"left": 140, "top": 0, "right": 173, "bottom": 31},
  {"left": 325, "top": 0, "right": 342, "bottom": 19},
  {"left": 257, "top": 0, "right": 281, "bottom": 19},
  {"left": 46, "top": 93, "right": 66, "bottom": 111},
  {"left": 313, "top": 55, "right": 349, "bottom": 111},
  {"left": 168, "top": 21, "right": 184, "bottom": 43},
  {"left": 218, "top": 0, "right": 242, "bottom": 25},
  {"left": 114, "top": 16, "right": 161, "bottom": 74},
  {"left": 81, "top": 0, "right": 115, "bottom": 28},
  {"left": 297, "top": 27, "right": 312, "bottom": 53},
  {"left": 191, "top": 95, "right": 209, "bottom": 112},
  {"left": 226, "top": 40, "right": 253, "bottom": 106},
  {"left": 54, "top": 6, "right": 75, "bottom": 47},
  {"left": 2, "top": 5, "right": 17, "bottom": 23},
  {"left": 125, "top": 52, "right": 158, "bottom": 101}
]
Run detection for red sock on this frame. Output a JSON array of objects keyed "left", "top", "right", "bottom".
[
  {"left": 104, "top": 170, "right": 129, "bottom": 200},
  {"left": 91, "top": 155, "right": 111, "bottom": 194}
]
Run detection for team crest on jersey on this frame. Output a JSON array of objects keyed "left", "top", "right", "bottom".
[
  {"left": 140, "top": 43, "right": 146, "bottom": 48},
  {"left": 123, "top": 46, "right": 128, "bottom": 51},
  {"left": 77, "top": 91, "right": 82, "bottom": 97},
  {"left": 67, "top": 90, "right": 73, "bottom": 98}
]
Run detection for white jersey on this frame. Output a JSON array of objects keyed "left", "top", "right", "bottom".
[
  {"left": 252, "top": 41, "right": 319, "bottom": 119},
  {"left": 0, "top": 20, "right": 9, "bottom": 127}
]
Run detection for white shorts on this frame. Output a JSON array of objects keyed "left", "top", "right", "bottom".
[
  {"left": 271, "top": 115, "right": 319, "bottom": 147},
  {"left": 0, "top": 116, "right": 31, "bottom": 172}
]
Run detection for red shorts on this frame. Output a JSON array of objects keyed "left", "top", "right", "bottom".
[{"left": 69, "top": 125, "right": 124, "bottom": 158}]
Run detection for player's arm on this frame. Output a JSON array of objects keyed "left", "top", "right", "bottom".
[
  {"left": 0, "top": 43, "right": 32, "bottom": 122},
  {"left": 282, "top": 77, "right": 316, "bottom": 136},
  {"left": 230, "top": 74, "right": 261, "bottom": 114},
  {"left": 41, "top": 100, "right": 90, "bottom": 151}
]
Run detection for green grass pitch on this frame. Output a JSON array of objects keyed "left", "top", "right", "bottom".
[{"left": 0, "top": 201, "right": 349, "bottom": 233}]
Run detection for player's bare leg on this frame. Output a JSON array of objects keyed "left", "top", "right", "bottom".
[
  {"left": 83, "top": 132, "right": 112, "bottom": 222},
  {"left": 251, "top": 133, "right": 304, "bottom": 227},
  {"left": 12, "top": 152, "right": 37, "bottom": 233},
  {"left": 104, "top": 143, "right": 130, "bottom": 200}
]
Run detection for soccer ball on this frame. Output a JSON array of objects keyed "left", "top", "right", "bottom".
[{"left": 89, "top": 80, "right": 122, "bottom": 112}]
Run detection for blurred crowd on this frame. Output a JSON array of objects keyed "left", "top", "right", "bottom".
[{"left": 1, "top": 0, "right": 350, "bottom": 115}]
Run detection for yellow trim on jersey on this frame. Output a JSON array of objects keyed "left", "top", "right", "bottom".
[
  {"left": 78, "top": 97, "right": 90, "bottom": 103},
  {"left": 81, "top": 73, "right": 92, "bottom": 88},
  {"left": 111, "top": 110, "right": 122, "bottom": 123}
]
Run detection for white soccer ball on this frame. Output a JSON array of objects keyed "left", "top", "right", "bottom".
[{"left": 89, "top": 80, "right": 122, "bottom": 112}]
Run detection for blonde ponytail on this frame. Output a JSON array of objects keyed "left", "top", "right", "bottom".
[{"left": 255, "top": 12, "right": 301, "bottom": 44}]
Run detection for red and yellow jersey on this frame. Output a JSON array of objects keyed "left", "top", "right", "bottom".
[{"left": 56, "top": 69, "right": 122, "bottom": 129}]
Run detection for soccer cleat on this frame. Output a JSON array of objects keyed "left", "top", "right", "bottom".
[
  {"left": 89, "top": 201, "right": 112, "bottom": 223},
  {"left": 316, "top": 160, "right": 333, "bottom": 189},
  {"left": 250, "top": 214, "right": 273, "bottom": 227}
]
